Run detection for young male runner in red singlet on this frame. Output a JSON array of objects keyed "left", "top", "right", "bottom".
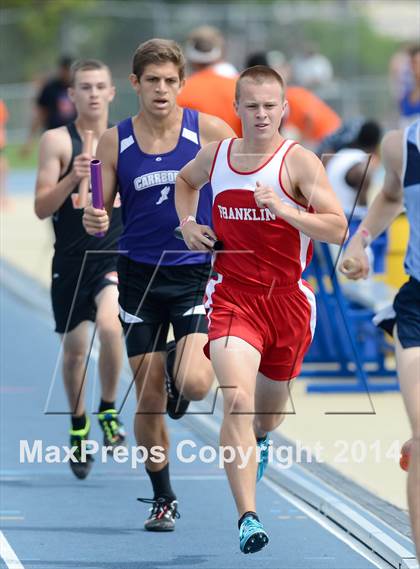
[{"left": 175, "top": 65, "right": 348, "bottom": 553}]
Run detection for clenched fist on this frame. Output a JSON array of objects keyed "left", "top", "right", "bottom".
[{"left": 83, "top": 205, "right": 109, "bottom": 235}]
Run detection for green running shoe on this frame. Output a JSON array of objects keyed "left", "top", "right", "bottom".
[
  {"left": 98, "top": 409, "right": 126, "bottom": 451},
  {"left": 69, "top": 416, "right": 94, "bottom": 480}
]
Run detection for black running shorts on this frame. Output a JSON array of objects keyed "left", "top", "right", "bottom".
[
  {"left": 374, "top": 276, "right": 420, "bottom": 349},
  {"left": 117, "top": 255, "right": 211, "bottom": 357},
  {"left": 51, "top": 254, "right": 119, "bottom": 334}
]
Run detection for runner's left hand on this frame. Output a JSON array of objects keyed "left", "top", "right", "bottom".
[{"left": 254, "top": 181, "right": 283, "bottom": 216}]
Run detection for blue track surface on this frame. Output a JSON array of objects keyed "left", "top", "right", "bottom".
[{"left": 0, "top": 285, "right": 390, "bottom": 569}]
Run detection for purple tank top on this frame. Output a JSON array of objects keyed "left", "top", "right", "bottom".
[{"left": 117, "top": 109, "right": 211, "bottom": 265}]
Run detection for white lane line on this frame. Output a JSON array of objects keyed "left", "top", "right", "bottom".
[
  {"left": 263, "top": 478, "right": 390, "bottom": 569},
  {"left": 0, "top": 531, "right": 25, "bottom": 569}
]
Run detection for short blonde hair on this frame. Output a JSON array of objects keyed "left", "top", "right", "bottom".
[
  {"left": 70, "top": 59, "right": 111, "bottom": 86},
  {"left": 235, "top": 65, "right": 285, "bottom": 102}
]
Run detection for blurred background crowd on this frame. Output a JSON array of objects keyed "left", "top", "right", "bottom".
[
  {"left": 1, "top": 0, "right": 419, "bottom": 143},
  {"left": 0, "top": 0, "right": 419, "bottom": 285}
]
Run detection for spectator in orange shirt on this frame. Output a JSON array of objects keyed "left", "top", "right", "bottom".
[
  {"left": 0, "top": 99, "right": 9, "bottom": 208},
  {"left": 246, "top": 51, "right": 341, "bottom": 147},
  {"left": 178, "top": 26, "right": 242, "bottom": 135},
  {"left": 285, "top": 86, "right": 341, "bottom": 144},
  {"left": 0, "top": 99, "right": 8, "bottom": 150}
]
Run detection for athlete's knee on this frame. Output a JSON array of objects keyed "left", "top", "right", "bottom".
[
  {"left": 135, "top": 369, "right": 166, "bottom": 413},
  {"left": 96, "top": 318, "right": 121, "bottom": 344},
  {"left": 223, "top": 387, "right": 254, "bottom": 416},
  {"left": 254, "top": 412, "right": 286, "bottom": 434},
  {"left": 136, "top": 388, "right": 166, "bottom": 414},
  {"left": 179, "top": 368, "right": 213, "bottom": 401},
  {"left": 63, "top": 349, "right": 86, "bottom": 371}
]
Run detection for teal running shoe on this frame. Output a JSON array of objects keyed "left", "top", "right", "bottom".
[
  {"left": 256, "top": 434, "right": 271, "bottom": 482},
  {"left": 239, "top": 515, "right": 269, "bottom": 554}
]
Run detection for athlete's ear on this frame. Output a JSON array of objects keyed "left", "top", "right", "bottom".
[
  {"left": 233, "top": 99, "right": 239, "bottom": 115},
  {"left": 129, "top": 73, "right": 140, "bottom": 92},
  {"left": 108, "top": 84, "right": 116, "bottom": 103},
  {"left": 67, "top": 86, "right": 75, "bottom": 103},
  {"left": 281, "top": 99, "right": 289, "bottom": 122}
]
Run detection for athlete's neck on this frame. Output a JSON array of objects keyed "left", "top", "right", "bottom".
[
  {"left": 237, "top": 134, "right": 285, "bottom": 158},
  {"left": 74, "top": 115, "right": 109, "bottom": 138},
  {"left": 135, "top": 107, "right": 183, "bottom": 138}
]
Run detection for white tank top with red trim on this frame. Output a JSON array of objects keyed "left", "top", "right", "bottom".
[{"left": 209, "top": 137, "right": 313, "bottom": 288}]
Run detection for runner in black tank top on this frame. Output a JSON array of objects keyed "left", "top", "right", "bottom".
[
  {"left": 52, "top": 122, "right": 121, "bottom": 258},
  {"left": 34, "top": 60, "right": 125, "bottom": 480}
]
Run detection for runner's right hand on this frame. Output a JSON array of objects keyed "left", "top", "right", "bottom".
[
  {"left": 83, "top": 205, "right": 109, "bottom": 235},
  {"left": 339, "top": 236, "right": 369, "bottom": 280},
  {"left": 181, "top": 221, "right": 218, "bottom": 251},
  {"left": 71, "top": 153, "right": 92, "bottom": 184}
]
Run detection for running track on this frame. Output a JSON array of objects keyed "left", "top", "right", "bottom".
[{"left": 0, "top": 280, "right": 394, "bottom": 569}]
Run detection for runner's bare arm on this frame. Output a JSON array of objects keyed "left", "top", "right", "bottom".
[
  {"left": 175, "top": 142, "right": 219, "bottom": 220},
  {"left": 34, "top": 128, "right": 91, "bottom": 219},
  {"left": 175, "top": 142, "right": 219, "bottom": 249},
  {"left": 255, "top": 146, "right": 348, "bottom": 245},
  {"left": 199, "top": 113, "right": 236, "bottom": 145},
  {"left": 340, "top": 130, "right": 405, "bottom": 279},
  {"left": 83, "top": 127, "right": 118, "bottom": 235},
  {"left": 175, "top": 113, "right": 231, "bottom": 221},
  {"left": 353, "top": 130, "right": 404, "bottom": 238}
]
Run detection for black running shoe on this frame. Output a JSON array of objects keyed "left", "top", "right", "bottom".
[
  {"left": 98, "top": 408, "right": 126, "bottom": 452},
  {"left": 138, "top": 497, "right": 180, "bottom": 531},
  {"left": 165, "top": 341, "right": 190, "bottom": 420},
  {"left": 69, "top": 417, "right": 94, "bottom": 480}
]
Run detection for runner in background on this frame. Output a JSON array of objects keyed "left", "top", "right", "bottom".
[
  {"left": 340, "top": 120, "right": 420, "bottom": 562},
  {"left": 34, "top": 59, "right": 125, "bottom": 480}
]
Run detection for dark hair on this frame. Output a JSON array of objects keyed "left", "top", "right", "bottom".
[
  {"left": 70, "top": 59, "right": 112, "bottom": 86},
  {"left": 132, "top": 39, "right": 185, "bottom": 81},
  {"left": 235, "top": 65, "right": 285, "bottom": 102},
  {"left": 408, "top": 44, "right": 420, "bottom": 58},
  {"left": 58, "top": 55, "right": 74, "bottom": 69},
  {"left": 245, "top": 53, "right": 269, "bottom": 68},
  {"left": 355, "top": 120, "right": 382, "bottom": 150}
]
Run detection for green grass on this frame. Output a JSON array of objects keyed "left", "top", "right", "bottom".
[{"left": 5, "top": 143, "right": 38, "bottom": 170}]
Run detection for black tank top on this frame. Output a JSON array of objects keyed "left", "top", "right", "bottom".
[{"left": 52, "top": 123, "right": 122, "bottom": 259}]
